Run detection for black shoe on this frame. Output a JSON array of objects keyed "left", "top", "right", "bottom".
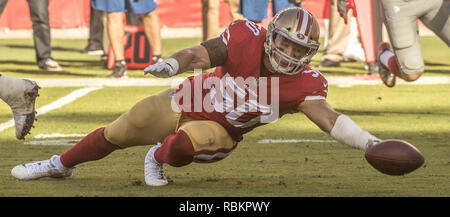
[
  {"left": 152, "top": 55, "right": 163, "bottom": 64},
  {"left": 343, "top": 57, "right": 358, "bottom": 62},
  {"left": 319, "top": 59, "right": 341, "bottom": 67},
  {"left": 108, "top": 60, "right": 128, "bottom": 78},
  {"left": 38, "top": 58, "right": 63, "bottom": 71},
  {"left": 366, "top": 62, "right": 379, "bottom": 75},
  {"left": 82, "top": 44, "right": 104, "bottom": 55},
  {"left": 101, "top": 54, "right": 108, "bottom": 69}
]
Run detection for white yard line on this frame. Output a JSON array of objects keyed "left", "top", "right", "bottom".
[
  {"left": 258, "top": 139, "right": 337, "bottom": 144},
  {"left": 27, "top": 76, "right": 450, "bottom": 88},
  {"left": 24, "top": 139, "right": 79, "bottom": 146},
  {"left": 25, "top": 134, "right": 86, "bottom": 146},
  {"left": 0, "top": 87, "right": 102, "bottom": 133},
  {"left": 34, "top": 133, "right": 86, "bottom": 139}
]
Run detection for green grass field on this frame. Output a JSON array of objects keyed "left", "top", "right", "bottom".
[{"left": 0, "top": 36, "right": 449, "bottom": 197}]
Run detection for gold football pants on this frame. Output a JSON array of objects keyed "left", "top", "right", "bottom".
[{"left": 104, "top": 88, "right": 236, "bottom": 162}]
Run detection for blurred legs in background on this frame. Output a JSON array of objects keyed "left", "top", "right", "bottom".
[
  {"left": 140, "top": 10, "right": 163, "bottom": 63},
  {"left": 227, "top": 0, "right": 244, "bottom": 21},
  {"left": 202, "top": 0, "right": 220, "bottom": 41},
  {"left": 0, "top": 0, "right": 62, "bottom": 71},
  {"left": 92, "top": 0, "right": 162, "bottom": 78},
  {"left": 320, "top": 0, "right": 364, "bottom": 69},
  {"left": 27, "top": 0, "right": 62, "bottom": 71},
  {"left": 83, "top": 6, "right": 105, "bottom": 55}
]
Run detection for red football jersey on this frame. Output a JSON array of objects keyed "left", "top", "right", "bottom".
[{"left": 176, "top": 20, "right": 328, "bottom": 142}]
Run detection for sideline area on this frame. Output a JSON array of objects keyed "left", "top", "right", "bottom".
[{"left": 28, "top": 75, "right": 450, "bottom": 88}]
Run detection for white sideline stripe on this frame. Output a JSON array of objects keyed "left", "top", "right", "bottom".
[
  {"left": 0, "top": 87, "right": 102, "bottom": 133},
  {"left": 258, "top": 139, "right": 337, "bottom": 144},
  {"left": 25, "top": 76, "right": 450, "bottom": 88},
  {"left": 34, "top": 133, "right": 86, "bottom": 139},
  {"left": 195, "top": 152, "right": 232, "bottom": 161},
  {"left": 30, "top": 78, "right": 187, "bottom": 87},
  {"left": 330, "top": 76, "right": 450, "bottom": 86},
  {"left": 24, "top": 139, "right": 78, "bottom": 146},
  {"left": 0, "top": 120, "right": 16, "bottom": 133}
]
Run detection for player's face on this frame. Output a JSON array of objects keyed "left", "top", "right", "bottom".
[{"left": 273, "top": 34, "right": 308, "bottom": 67}]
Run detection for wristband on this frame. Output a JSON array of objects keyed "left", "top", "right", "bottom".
[
  {"left": 330, "top": 115, "right": 380, "bottom": 150},
  {"left": 165, "top": 58, "right": 179, "bottom": 77}
]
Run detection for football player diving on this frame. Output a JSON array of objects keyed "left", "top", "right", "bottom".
[
  {"left": 11, "top": 7, "right": 382, "bottom": 186},
  {"left": 0, "top": 74, "right": 39, "bottom": 140},
  {"left": 338, "top": 0, "right": 450, "bottom": 87}
]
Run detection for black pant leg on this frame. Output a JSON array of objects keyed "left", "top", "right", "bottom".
[
  {"left": 88, "top": 7, "right": 103, "bottom": 48},
  {"left": 0, "top": 0, "right": 8, "bottom": 16},
  {"left": 27, "top": 0, "right": 51, "bottom": 65}
]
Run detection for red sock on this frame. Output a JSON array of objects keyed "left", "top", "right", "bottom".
[
  {"left": 387, "top": 56, "right": 402, "bottom": 77},
  {"left": 154, "top": 130, "right": 195, "bottom": 167},
  {"left": 60, "top": 127, "right": 121, "bottom": 168}
]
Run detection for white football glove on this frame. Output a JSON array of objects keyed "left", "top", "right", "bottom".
[
  {"left": 365, "top": 138, "right": 381, "bottom": 150},
  {"left": 144, "top": 58, "right": 179, "bottom": 78}
]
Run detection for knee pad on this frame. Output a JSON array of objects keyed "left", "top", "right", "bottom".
[
  {"left": 395, "top": 45, "right": 424, "bottom": 75},
  {"left": 384, "top": 7, "right": 424, "bottom": 74},
  {"left": 157, "top": 130, "right": 195, "bottom": 167}
]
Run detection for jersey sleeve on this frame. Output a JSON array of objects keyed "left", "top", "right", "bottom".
[
  {"left": 220, "top": 20, "right": 263, "bottom": 65},
  {"left": 299, "top": 68, "right": 328, "bottom": 102}
]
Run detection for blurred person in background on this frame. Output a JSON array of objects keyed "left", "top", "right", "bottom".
[
  {"left": 0, "top": 0, "right": 62, "bottom": 71},
  {"left": 226, "top": 0, "right": 244, "bottom": 21},
  {"left": 91, "top": 0, "right": 163, "bottom": 78},
  {"left": 319, "top": 0, "right": 365, "bottom": 69},
  {"left": 82, "top": 7, "right": 152, "bottom": 68},
  {"left": 202, "top": 0, "right": 220, "bottom": 41},
  {"left": 202, "top": 0, "right": 245, "bottom": 42},
  {"left": 82, "top": 6, "right": 105, "bottom": 56},
  {"left": 238, "top": 0, "right": 298, "bottom": 27},
  {"left": 337, "top": 0, "right": 391, "bottom": 75}
]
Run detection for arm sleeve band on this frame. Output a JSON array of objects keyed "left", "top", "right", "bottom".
[
  {"left": 330, "top": 114, "right": 380, "bottom": 150},
  {"left": 200, "top": 37, "right": 228, "bottom": 68}
]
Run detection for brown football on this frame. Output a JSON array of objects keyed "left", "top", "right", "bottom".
[{"left": 365, "top": 139, "right": 424, "bottom": 175}]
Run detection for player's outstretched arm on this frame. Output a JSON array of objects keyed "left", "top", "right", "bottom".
[
  {"left": 298, "top": 100, "right": 380, "bottom": 151},
  {"left": 144, "top": 45, "right": 211, "bottom": 78}
]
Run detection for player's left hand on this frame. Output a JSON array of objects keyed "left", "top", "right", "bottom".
[{"left": 144, "top": 59, "right": 177, "bottom": 78}]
